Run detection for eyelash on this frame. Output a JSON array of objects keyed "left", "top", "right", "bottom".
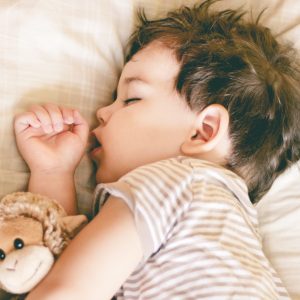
[{"left": 123, "top": 98, "right": 141, "bottom": 105}]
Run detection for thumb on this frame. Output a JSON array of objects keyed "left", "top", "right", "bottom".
[{"left": 72, "top": 110, "right": 89, "bottom": 144}]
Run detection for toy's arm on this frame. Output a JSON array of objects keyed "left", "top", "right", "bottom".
[{"left": 26, "top": 196, "right": 143, "bottom": 300}]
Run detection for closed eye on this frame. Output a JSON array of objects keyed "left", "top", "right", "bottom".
[{"left": 123, "top": 98, "right": 141, "bottom": 105}]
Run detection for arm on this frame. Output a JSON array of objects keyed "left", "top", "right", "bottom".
[
  {"left": 26, "top": 196, "right": 143, "bottom": 300},
  {"left": 14, "top": 104, "right": 89, "bottom": 214},
  {"left": 28, "top": 172, "right": 77, "bottom": 215}
]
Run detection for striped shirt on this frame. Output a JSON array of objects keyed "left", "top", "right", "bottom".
[{"left": 94, "top": 157, "right": 289, "bottom": 299}]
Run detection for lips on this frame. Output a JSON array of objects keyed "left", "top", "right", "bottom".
[
  {"left": 94, "top": 138, "right": 102, "bottom": 149},
  {"left": 89, "top": 132, "right": 102, "bottom": 157}
]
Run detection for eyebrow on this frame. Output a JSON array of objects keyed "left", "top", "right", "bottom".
[
  {"left": 112, "top": 76, "right": 148, "bottom": 101},
  {"left": 124, "top": 76, "right": 147, "bottom": 84}
]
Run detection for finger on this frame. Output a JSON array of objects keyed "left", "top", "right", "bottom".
[
  {"left": 14, "top": 112, "right": 41, "bottom": 134},
  {"left": 43, "top": 103, "right": 65, "bottom": 132},
  {"left": 72, "top": 110, "right": 89, "bottom": 144},
  {"left": 30, "top": 105, "right": 53, "bottom": 134},
  {"left": 61, "top": 107, "right": 75, "bottom": 125}
]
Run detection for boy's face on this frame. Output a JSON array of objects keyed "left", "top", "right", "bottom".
[{"left": 92, "top": 42, "right": 197, "bottom": 183}]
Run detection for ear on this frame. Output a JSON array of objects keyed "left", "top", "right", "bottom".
[
  {"left": 61, "top": 215, "right": 88, "bottom": 238},
  {"left": 181, "top": 104, "right": 229, "bottom": 156}
]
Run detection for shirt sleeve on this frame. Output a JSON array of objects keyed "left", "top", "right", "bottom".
[{"left": 93, "top": 158, "right": 194, "bottom": 262}]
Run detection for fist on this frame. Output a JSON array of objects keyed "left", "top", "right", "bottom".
[{"left": 14, "top": 104, "right": 89, "bottom": 175}]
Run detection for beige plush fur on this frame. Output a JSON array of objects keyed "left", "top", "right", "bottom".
[{"left": 0, "top": 192, "right": 87, "bottom": 297}]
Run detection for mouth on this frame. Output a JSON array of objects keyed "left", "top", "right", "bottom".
[
  {"left": 89, "top": 132, "right": 102, "bottom": 157},
  {"left": 24, "top": 261, "right": 43, "bottom": 284}
]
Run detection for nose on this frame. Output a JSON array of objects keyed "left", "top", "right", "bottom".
[
  {"left": 96, "top": 104, "right": 114, "bottom": 126},
  {"left": 5, "top": 258, "right": 18, "bottom": 271}
]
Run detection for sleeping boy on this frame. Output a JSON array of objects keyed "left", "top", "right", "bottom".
[{"left": 14, "top": 0, "right": 300, "bottom": 299}]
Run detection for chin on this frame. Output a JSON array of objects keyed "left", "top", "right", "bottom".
[
  {"left": 96, "top": 171, "right": 104, "bottom": 184},
  {"left": 96, "top": 169, "right": 118, "bottom": 184}
]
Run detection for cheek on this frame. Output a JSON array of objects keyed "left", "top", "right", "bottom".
[
  {"left": 104, "top": 110, "right": 184, "bottom": 157},
  {"left": 96, "top": 108, "right": 192, "bottom": 183},
  {"left": 97, "top": 124, "right": 136, "bottom": 182}
]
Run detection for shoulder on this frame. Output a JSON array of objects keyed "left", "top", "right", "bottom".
[
  {"left": 120, "top": 156, "right": 239, "bottom": 185},
  {"left": 121, "top": 157, "right": 194, "bottom": 186},
  {"left": 96, "top": 156, "right": 249, "bottom": 203}
]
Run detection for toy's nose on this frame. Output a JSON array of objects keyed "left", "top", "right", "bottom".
[{"left": 5, "top": 258, "right": 18, "bottom": 271}]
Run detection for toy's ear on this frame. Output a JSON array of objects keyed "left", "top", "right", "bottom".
[
  {"left": 181, "top": 104, "right": 230, "bottom": 160},
  {"left": 61, "top": 215, "right": 88, "bottom": 237}
]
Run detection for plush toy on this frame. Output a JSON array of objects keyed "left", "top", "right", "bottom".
[{"left": 0, "top": 192, "right": 87, "bottom": 298}]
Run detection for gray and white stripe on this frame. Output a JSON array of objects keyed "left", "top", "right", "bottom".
[{"left": 94, "top": 157, "right": 289, "bottom": 299}]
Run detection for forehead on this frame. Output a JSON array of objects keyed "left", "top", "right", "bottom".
[
  {"left": 120, "top": 42, "right": 180, "bottom": 85},
  {"left": 0, "top": 217, "right": 43, "bottom": 252}
]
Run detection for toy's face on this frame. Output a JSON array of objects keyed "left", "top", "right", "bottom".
[{"left": 0, "top": 216, "right": 54, "bottom": 294}]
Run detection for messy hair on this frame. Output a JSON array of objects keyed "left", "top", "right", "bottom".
[{"left": 126, "top": 0, "right": 300, "bottom": 202}]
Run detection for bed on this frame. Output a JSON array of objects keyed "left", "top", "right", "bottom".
[{"left": 0, "top": 0, "right": 299, "bottom": 299}]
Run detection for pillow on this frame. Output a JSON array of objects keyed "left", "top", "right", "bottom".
[
  {"left": 256, "top": 162, "right": 300, "bottom": 299},
  {"left": 0, "top": 0, "right": 134, "bottom": 217},
  {"left": 0, "top": 0, "right": 299, "bottom": 299}
]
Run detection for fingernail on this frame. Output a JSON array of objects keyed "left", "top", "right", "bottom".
[
  {"left": 54, "top": 123, "right": 63, "bottom": 132},
  {"left": 65, "top": 117, "right": 74, "bottom": 124},
  {"left": 32, "top": 122, "right": 41, "bottom": 128},
  {"left": 44, "top": 124, "right": 53, "bottom": 133}
]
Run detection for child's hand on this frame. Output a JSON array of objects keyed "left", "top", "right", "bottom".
[{"left": 14, "top": 104, "right": 89, "bottom": 175}]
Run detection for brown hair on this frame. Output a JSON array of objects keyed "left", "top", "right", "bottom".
[{"left": 127, "top": 0, "right": 300, "bottom": 202}]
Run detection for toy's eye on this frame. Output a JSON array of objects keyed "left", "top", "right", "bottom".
[
  {"left": 14, "top": 238, "right": 24, "bottom": 250},
  {"left": 0, "top": 249, "right": 5, "bottom": 260}
]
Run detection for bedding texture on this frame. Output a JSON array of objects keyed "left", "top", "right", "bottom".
[
  {"left": 0, "top": 0, "right": 134, "bottom": 216},
  {"left": 0, "top": 0, "right": 299, "bottom": 299}
]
